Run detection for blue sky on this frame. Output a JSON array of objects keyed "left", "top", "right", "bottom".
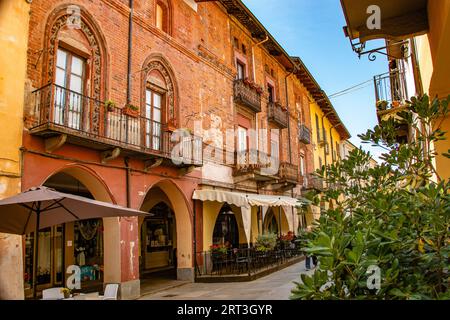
[{"left": 242, "top": 0, "right": 388, "bottom": 160}]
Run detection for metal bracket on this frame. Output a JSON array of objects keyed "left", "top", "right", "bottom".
[
  {"left": 101, "top": 147, "right": 121, "bottom": 164},
  {"left": 349, "top": 38, "right": 409, "bottom": 61}
]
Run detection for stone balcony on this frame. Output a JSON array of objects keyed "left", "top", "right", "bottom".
[
  {"left": 267, "top": 102, "right": 288, "bottom": 128},
  {"left": 233, "top": 79, "right": 262, "bottom": 113}
]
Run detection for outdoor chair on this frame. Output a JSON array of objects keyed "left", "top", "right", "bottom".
[
  {"left": 99, "top": 283, "right": 119, "bottom": 300},
  {"left": 42, "top": 287, "right": 64, "bottom": 300}
]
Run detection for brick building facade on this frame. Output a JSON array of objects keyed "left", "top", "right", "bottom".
[{"left": 4, "top": 0, "right": 349, "bottom": 299}]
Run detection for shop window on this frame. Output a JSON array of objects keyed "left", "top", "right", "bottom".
[
  {"left": 141, "top": 202, "right": 176, "bottom": 271},
  {"left": 74, "top": 219, "right": 103, "bottom": 282}
]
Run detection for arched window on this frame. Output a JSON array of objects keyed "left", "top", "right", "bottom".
[
  {"left": 155, "top": 1, "right": 171, "bottom": 34},
  {"left": 43, "top": 6, "right": 107, "bottom": 135},
  {"left": 142, "top": 57, "right": 178, "bottom": 151}
]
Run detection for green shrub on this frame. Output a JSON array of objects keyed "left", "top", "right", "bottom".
[{"left": 291, "top": 95, "right": 450, "bottom": 300}]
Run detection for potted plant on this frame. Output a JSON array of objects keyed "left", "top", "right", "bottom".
[
  {"left": 255, "top": 233, "right": 277, "bottom": 252},
  {"left": 376, "top": 100, "right": 388, "bottom": 111},
  {"left": 210, "top": 244, "right": 228, "bottom": 255},
  {"left": 60, "top": 287, "right": 72, "bottom": 299},
  {"left": 105, "top": 100, "right": 116, "bottom": 112},
  {"left": 122, "top": 104, "right": 139, "bottom": 117}
]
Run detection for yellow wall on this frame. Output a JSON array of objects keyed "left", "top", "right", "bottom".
[
  {"left": 309, "top": 99, "right": 343, "bottom": 170},
  {"left": 415, "top": 1, "right": 450, "bottom": 180},
  {"left": 0, "top": 0, "right": 30, "bottom": 300},
  {"left": 435, "top": 117, "right": 450, "bottom": 181}
]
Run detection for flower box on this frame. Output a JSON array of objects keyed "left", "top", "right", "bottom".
[{"left": 122, "top": 104, "right": 139, "bottom": 117}]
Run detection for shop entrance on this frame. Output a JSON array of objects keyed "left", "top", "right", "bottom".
[
  {"left": 23, "top": 172, "right": 105, "bottom": 298},
  {"left": 212, "top": 204, "right": 239, "bottom": 248},
  {"left": 140, "top": 201, "right": 176, "bottom": 276}
]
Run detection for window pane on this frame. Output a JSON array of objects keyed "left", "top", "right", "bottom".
[
  {"left": 69, "top": 75, "right": 82, "bottom": 94},
  {"left": 146, "top": 90, "right": 151, "bottom": 105},
  {"left": 153, "top": 93, "right": 162, "bottom": 109},
  {"left": 153, "top": 108, "right": 161, "bottom": 123},
  {"left": 55, "top": 68, "right": 66, "bottom": 88},
  {"left": 56, "top": 49, "right": 67, "bottom": 69},
  {"left": 71, "top": 56, "right": 83, "bottom": 76}
]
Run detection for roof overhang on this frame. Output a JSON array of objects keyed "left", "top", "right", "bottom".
[
  {"left": 341, "top": 0, "right": 429, "bottom": 43},
  {"left": 291, "top": 57, "right": 351, "bottom": 140}
]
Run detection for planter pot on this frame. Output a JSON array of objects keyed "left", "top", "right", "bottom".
[
  {"left": 392, "top": 101, "right": 400, "bottom": 108},
  {"left": 122, "top": 106, "right": 139, "bottom": 117}
]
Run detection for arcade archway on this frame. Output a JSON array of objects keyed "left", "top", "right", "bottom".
[
  {"left": 139, "top": 180, "right": 193, "bottom": 281},
  {"left": 23, "top": 166, "right": 114, "bottom": 298}
]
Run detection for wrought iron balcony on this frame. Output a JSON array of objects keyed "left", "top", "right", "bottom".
[
  {"left": 298, "top": 124, "right": 311, "bottom": 144},
  {"left": 302, "top": 174, "right": 325, "bottom": 192},
  {"left": 232, "top": 149, "right": 277, "bottom": 182},
  {"left": 374, "top": 70, "right": 408, "bottom": 113},
  {"left": 267, "top": 102, "right": 288, "bottom": 128},
  {"left": 233, "top": 79, "right": 262, "bottom": 113},
  {"left": 29, "top": 84, "right": 202, "bottom": 167},
  {"left": 278, "top": 162, "right": 299, "bottom": 184}
]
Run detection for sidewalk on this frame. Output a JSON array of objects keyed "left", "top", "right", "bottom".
[{"left": 139, "top": 260, "right": 314, "bottom": 300}]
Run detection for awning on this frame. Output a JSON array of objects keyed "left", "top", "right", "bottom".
[
  {"left": 193, "top": 190, "right": 305, "bottom": 245},
  {"left": 192, "top": 190, "right": 302, "bottom": 209}
]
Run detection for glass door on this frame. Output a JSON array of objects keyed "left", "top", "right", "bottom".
[{"left": 55, "top": 48, "right": 85, "bottom": 130}]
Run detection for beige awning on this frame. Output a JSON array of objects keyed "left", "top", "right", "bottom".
[
  {"left": 192, "top": 190, "right": 301, "bottom": 209},
  {"left": 193, "top": 190, "right": 303, "bottom": 245}
]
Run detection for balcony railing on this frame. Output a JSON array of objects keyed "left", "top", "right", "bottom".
[
  {"left": 267, "top": 102, "right": 288, "bottom": 128},
  {"left": 298, "top": 124, "right": 311, "bottom": 144},
  {"left": 279, "top": 162, "right": 299, "bottom": 183},
  {"left": 374, "top": 70, "right": 408, "bottom": 111},
  {"left": 195, "top": 247, "right": 302, "bottom": 277},
  {"left": 233, "top": 79, "right": 262, "bottom": 113},
  {"left": 302, "top": 174, "right": 325, "bottom": 192},
  {"left": 30, "top": 84, "right": 202, "bottom": 166},
  {"left": 233, "top": 149, "right": 275, "bottom": 177}
]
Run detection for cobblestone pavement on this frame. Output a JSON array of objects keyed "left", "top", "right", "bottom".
[{"left": 139, "top": 261, "right": 313, "bottom": 300}]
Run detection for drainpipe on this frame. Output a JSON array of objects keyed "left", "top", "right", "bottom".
[
  {"left": 125, "top": 0, "right": 134, "bottom": 143},
  {"left": 284, "top": 66, "right": 296, "bottom": 234},
  {"left": 124, "top": 157, "right": 131, "bottom": 208},
  {"left": 252, "top": 35, "right": 269, "bottom": 151},
  {"left": 193, "top": 197, "right": 197, "bottom": 279},
  {"left": 126, "top": 0, "right": 134, "bottom": 104},
  {"left": 284, "top": 66, "right": 296, "bottom": 164}
]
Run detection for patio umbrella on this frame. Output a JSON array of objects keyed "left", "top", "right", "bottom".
[{"left": 0, "top": 186, "right": 150, "bottom": 299}]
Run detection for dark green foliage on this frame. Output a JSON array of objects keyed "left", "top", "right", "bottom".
[{"left": 291, "top": 95, "right": 450, "bottom": 300}]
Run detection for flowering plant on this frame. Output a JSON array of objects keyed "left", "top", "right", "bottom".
[
  {"left": 60, "top": 287, "right": 72, "bottom": 298},
  {"left": 210, "top": 244, "right": 228, "bottom": 254}
]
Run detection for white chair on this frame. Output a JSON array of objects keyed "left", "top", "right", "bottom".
[
  {"left": 99, "top": 283, "right": 119, "bottom": 300},
  {"left": 42, "top": 287, "right": 65, "bottom": 300}
]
